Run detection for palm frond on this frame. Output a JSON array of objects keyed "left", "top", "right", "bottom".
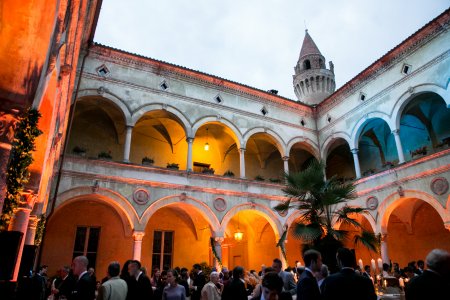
[
  {"left": 291, "top": 222, "right": 323, "bottom": 242},
  {"left": 354, "top": 230, "right": 379, "bottom": 253},
  {"left": 273, "top": 199, "right": 293, "bottom": 212},
  {"left": 328, "top": 228, "right": 348, "bottom": 241}
]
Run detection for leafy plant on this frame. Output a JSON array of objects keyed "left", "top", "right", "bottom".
[
  {"left": 0, "top": 109, "right": 42, "bottom": 230},
  {"left": 273, "top": 160, "right": 378, "bottom": 273},
  {"left": 254, "top": 175, "right": 265, "bottom": 181},
  {"left": 98, "top": 151, "right": 112, "bottom": 159},
  {"left": 72, "top": 146, "right": 87, "bottom": 154},
  {"left": 34, "top": 214, "right": 46, "bottom": 246},
  {"left": 223, "top": 170, "right": 235, "bottom": 177},
  {"left": 142, "top": 156, "right": 154, "bottom": 164},
  {"left": 166, "top": 163, "right": 179, "bottom": 169},
  {"left": 202, "top": 167, "right": 215, "bottom": 174},
  {"left": 269, "top": 178, "right": 282, "bottom": 183}
]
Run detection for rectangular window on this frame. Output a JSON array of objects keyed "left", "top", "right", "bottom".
[
  {"left": 72, "top": 226, "right": 101, "bottom": 269},
  {"left": 193, "top": 162, "right": 210, "bottom": 173},
  {"left": 152, "top": 231, "right": 173, "bottom": 270}
]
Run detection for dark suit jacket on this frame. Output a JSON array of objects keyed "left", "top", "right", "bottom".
[
  {"left": 31, "top": 274, "right": 46, "bottom": 300},
  {"left": 127, "top": 273, "right": 153, "bottom": 300},
  {"left": 191, "top": 271, "right": 206, "bottom": 300},
  {"left": 70, "top": 272, "right": 96, "bottom": 300},
  {"left": 296, "top": 269, "right": 320, "bottom": 300},
  {"left": 57, "top": 275, "right": 75, "bottom": 299},
  {"left": 405, "top": 270, "right": 449, "bottom": 300},
  {"left": 221, "top": 278, "right": 247, "bottom": 300},
  {"left": 321, "top": 268, "right": 376, "bottom": 300}
]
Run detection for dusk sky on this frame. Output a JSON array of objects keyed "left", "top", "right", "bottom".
[{"left": 95, "top": 1, "right": 449, "bottom": 100}]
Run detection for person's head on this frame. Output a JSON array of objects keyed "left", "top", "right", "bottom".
[
  {"left": 72, "top": 256, "right": 89, "bottom": 276},
  {"left": 38, "top": 265, "right": 48, "bottom": 275},
  {"left": 222, "top": 267, "right": 229, "bottom": 279},
  {"left": 88, "top": 267, "right": 95, "bottom": 276},
  {"left": 426, "top": 249, "right": 450, "bottom": 277},
  {"left": 152, "top": 268, "right": 161, "bottom": 278},
  {"left": 405, "top": 266, "right": 415, "bottom": 278},
  {"left": 417, "top": 260, "right": 424, "bottom": 269},
  {"left": 128, "top": 260, "right": 142, "bottom": 277},
  {"left": 364, "top": 265, "right": 371, "bottom": 273},
  {"left": 121, "top": 260, "right": 133, "bottom": 278},
  {"left": 271, "top": 258, "right": 283, "bottom": 273},
  {"left": 303, "top": 249, "right": 322, "bottom": 272},
  {"left": 193, "top": 264, "right": 202, "bottom": 274},
  {"left": 336, "top": 248, "right": 355, "bottom": 269},
  {"left": 232, "top": 266, "right": 245, "bottom": 279},
  {"left": 160, "top": 270, "right": 168, "bottom": 285},
  {"left": 210, "top": 271, "right": 220, "bottom": 284},
  {"left": 167, "top": 269, "right": 178, "bottom": 286},
  {"left": 107, "top": 261, "right": 121, "bottom": 278},
  {"left": 61, "top": 266, "right": 70, "bottom": 277},
  {"left": 315, "top": 264, "right": 329, "bottom": 281},
  {"left": 261, "top": 271, "right": 283, "bottom": 300}
]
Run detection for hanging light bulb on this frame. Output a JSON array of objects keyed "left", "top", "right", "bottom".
[
  {"left": 234, "top": 213, "right": 244, "bottom": 241},
  {"left": 204, "top": 128, "right": 210, "bottom": 151}
]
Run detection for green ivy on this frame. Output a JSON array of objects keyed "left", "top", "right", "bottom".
[
  {"left": 0, "top": 108, "right": 42, "bottom": 230},
  {"left": 34, "top": 214, "right": 46, "bottom": 246}
]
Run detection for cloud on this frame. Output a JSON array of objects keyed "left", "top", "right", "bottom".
[{"left": 95, "top": 0, "right": 449, "bottom": 100}]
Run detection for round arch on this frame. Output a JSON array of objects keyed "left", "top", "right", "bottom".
[
  {"left": 350, "top": 113, "right": 394, "bottom": 150},
  {"left": 192, "top": 116, "right": 243, "bottom": 148},
  {"left": 221, "top": 203, "right": 283, "bottom": 240},
  {"left": 392, "top": 84, "right": 450, "bottom": 130},
  {"left": 76, "top": 89, "right": 132, "bottom": 125},
  {"left": 286, "top": 137, "right": 320, "bottom": 159},
  {"left": 55, "top": 186, "right": 137, "bottom": 236},
  {"left": 243, "top": 127, "right": 287, "bottom": 157},
  {"left": 140, "top": 195, "right": 221, "bottom": 234},
  {"left": 131, "top": 104, "right": 192, "bottom": 137},
  {"left": 320, "top": 132, "right": 352, "bottom": 159},
  {"left": 377, "top": 189, "right": 450, "bottom": 234}
]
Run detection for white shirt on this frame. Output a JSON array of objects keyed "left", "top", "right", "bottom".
[
  {"left": 78, "top": 270, "right": 88, "bottom": 281},
  {"left": 136, "top": 271, "right": 143, "bottom": 281}
]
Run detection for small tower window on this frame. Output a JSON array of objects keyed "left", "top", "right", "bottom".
[
  {"left": 401, "top": 63, "right": 412, "bottom": 75},
  {"left": 300, "top": 119, "right": 306, "bottom": 126},
  {"left": 327, "top": 114, "right": 332, "bottom": 123},
  {"left": 96, "top": 64, "right": 110, "bottom": 77},
  {"left": 261, "top": 107, "right": 268, "bottom": 116},
  {"left": 214, "top": 95, "right": 223, "bottom": 104},
  {"left": 160, "top": 80, "right": 168, "bottom": 90},
  {"left": 304, "top": 60, "right": 311, "bottom": 70},
  {"left": 359, "top": 92, "right": 367, "bottom": 101},
  {"left": 319, "top": 59, "right": 324, "bottom": 68}
]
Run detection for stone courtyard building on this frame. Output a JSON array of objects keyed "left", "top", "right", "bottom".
[{"left": 1, "top": 1, "right": 450, "bottom": 281}]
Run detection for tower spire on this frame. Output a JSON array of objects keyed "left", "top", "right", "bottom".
[{"left": 292, "top": 31, "right": 335, "bottom": 105}]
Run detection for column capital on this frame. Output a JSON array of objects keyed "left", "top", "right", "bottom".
[
  {"left": 186, "top": 137, "right": 194, "bottom": 143},
  {"left": 351, "top": 148, "right": 359, "bottom": 154},
  {"left": 282, "top": 156, "right": 290, "bottom": 161},
  {"left": 133, "top": 231, "right": 145, "bottom": 241},
  {"left": 444, "top": 222, "right": 450, "bottom": 232},
  {"left": 239, "top": 148, "right": 246, "bottom": 153},
  {"left": 126, "top": 125, "right": 134, "bottom": 130},
  {"left": 17, "top": 190, "right": 37, "bottom": 210},
  {"left": 380, "top": 233, "right": 388, "bottom": 242},
  {"left": 214, "top": 237, "right": 224, "bottom": 244},
  {"left": 391, "top": 129, "right": 400, "bottom": 135}
]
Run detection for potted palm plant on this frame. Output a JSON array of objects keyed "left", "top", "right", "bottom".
[
  {"left": 201, "top": 167, "right": 215, "bottom": 174},
  {"left": 72, "top": 146, "right": 87, "bottom": 157},
  {"left": 166, "top": 163, "right": 179, "bottom": 170},
  {"left": 274, "top": 160, "right": 378, "bottom": 273},
  {"left": 223, "top": 170, "right": 235, "bottom": 178},
  {"left": 141, "top": 156, "right": 154, "bottom": 166}
]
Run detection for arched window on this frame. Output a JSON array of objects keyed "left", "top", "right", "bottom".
[
  {"left": 319, "top": 59, "right": 324, "bottom": 68},
  {"left": 303, "top": 60, "right": 311, "bottom": 70}
]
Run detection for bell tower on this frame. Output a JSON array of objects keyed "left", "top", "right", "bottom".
[{"left": 293, "top": 30, "right": 335, "bottom": 105}]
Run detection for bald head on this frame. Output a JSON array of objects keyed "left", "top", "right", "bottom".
[
  {"left": 426, "top": 249, "right": 450, "bottom": 277},
  {"left": 72, "top": 256, "right": 89, "bottom": 276}
]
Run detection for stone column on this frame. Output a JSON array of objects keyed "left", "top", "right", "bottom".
[
  {"left": 9, "top": 191, "right": 37, "bottom": 281},
  {"left": 239, "top": 148, "right": 246, "bottom": 179},
  {"left": 351, "top": 148, "right": 362, "bottom": 178},
  {"left": 282, "top": 156, "right": 289, "bottom": 175},
  {"left": 279, "top": 247, "right": 288, "bottom": 270},
  {"left": 123, "top": 126, "right": 133, "bottom": 163},
  {"left": 25, "top": 215, "right": 39, "bottom": 245},
  {"left": 132, "top": 231, "right": 145, "bottom": 261},
  {"left": 392, "top": 129, "right": 405, "bottom": 164},
  {"left": 186, "top": 137, "right": 194, "bottom": 171},
  {"left": 213, "top": 237, "right": 224, "bottom": 271},
  {"left": 0, "top": 109, "right": 19, "bottom": 212},
  {"left": 380, "top": 233, "right": 390, "bottom": 264}
]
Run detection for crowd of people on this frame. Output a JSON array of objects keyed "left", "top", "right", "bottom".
[{"left": 20, "top": 247, "right": 450, "bottom": 300}]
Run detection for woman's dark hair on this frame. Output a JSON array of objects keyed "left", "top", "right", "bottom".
[{"left": 120, "top": 260, "right": 133, "bottom": 279}]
